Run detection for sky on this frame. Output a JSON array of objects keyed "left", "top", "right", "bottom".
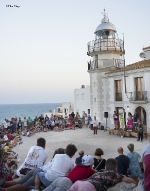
[{"left": 0, "top": 0, "right": 150, "bottom": 104}]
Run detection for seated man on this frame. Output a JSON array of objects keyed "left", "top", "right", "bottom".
[
  {"left": 68, "top": 158, "right": 136, "bottom": 191},
  {"left": 115, "top": 147, "right": 129, "bottom": 176},
  {"left": 12, "top": 137, "right": 48, "bottom": 179},
  {"left": 30, "top": 144, "right": 77, "bottom": 191}
]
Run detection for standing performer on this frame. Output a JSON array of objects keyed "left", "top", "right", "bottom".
[
  {"left": 113, "top": 111, "right": 118, "bottom": 129},
  {"left": 93, "top": 116, "right": 98, "bottom": 135},
  {"left": 137, "top": 119, "right": 143, "bottom": 142}
]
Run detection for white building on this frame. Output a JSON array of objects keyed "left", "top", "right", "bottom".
[
  {"left": 44, "top": 102, "right": 74, "bottom": 118},
  {"left": 74, "top": 11, "right": 150, "bottom": 132},
  {"left": 74, "top": 85, "right": 90, "bottom": 117}
]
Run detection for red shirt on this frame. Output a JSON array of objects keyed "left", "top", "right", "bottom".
[
  {"left": 66, "top": 166, "right": 95, "bottom": 183},
  {"left": 7, "top": 134, "right": 13, "bottom": 140},
  {"left": 144, "top": 154, "right": 150, "bottom": 191}
]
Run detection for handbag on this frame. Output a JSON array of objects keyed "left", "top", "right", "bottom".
[{"left": 94, "top": 159, "right": 103, "bottom": 170}]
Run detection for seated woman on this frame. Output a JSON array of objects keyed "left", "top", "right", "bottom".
[
  {"left": 126, "top": 143, "right": 143, "bottom": 185},
  {"left": 93, "top": 148, "right": 106, "bottom": 171}
]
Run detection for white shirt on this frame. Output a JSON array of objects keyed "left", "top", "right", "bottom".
[
  {"left": 24, "top": 119, "right": 27, "bottom": 127},
  {"left": 40, "top": 161, "right": 52, "bottom": 171},
  {"left": 3, "top": 135, "right": 8, "bottom": 141},
  {"left": 51, "top": 121, "right": 55, "bottom": 126},
  {"left": 45, "top": 154, "right": 74, "bottom": 181},
  {"left": 2, "top": 121, "right": 8, "bottom": 129},
  {"left": 93, "top": 119, "right": 98, "bottom": 127},
  {"left": 16, "top": 146, "right": 48, "bottom": 176}
]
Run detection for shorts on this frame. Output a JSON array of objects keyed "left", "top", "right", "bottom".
[{"left": 37, "top": 172, "right": 53, "bottom": 187}]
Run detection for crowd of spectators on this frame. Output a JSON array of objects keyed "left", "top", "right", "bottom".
[
  {"left": 0, "top": 112, "right": 87, "bottom": 136},
  {"left": 0, "top": 114, "right": 149, "bottom": 191},
  {"left": 0, "top": 135, "right": 148, "bottom": 191}
]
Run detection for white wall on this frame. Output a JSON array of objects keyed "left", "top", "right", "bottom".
[
  {"left": 74, "top": 85, "right": 90, "bottom": 117},
  {"left": 98, "top": 52, "right": 120, "bottom": 60},
  {"left": 143, "top": 48, "right": 150, "bottom": 60}
]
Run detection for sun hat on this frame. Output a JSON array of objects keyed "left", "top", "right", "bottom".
[{"left": 81, "top": 155, "right": 94, "bottom": 166}]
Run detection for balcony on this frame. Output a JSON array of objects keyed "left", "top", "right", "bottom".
[
  {"left": 87, "top": 38, "right": 124, "bottom": 55},
  {"left": 115, "top": 93, "right": 122, "bottom": 101},
  {"left": 88, "top": 59, "right": 124, "bottom": 70},
  {"left": 128, "top": 91, "right": 148, "bottom": 103}
]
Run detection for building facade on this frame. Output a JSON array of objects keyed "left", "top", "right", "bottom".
[
  {"left": 74, "top": 11, "right": 150, "bottom": 132},
  {"left": 74, "top": 85, "right": 90, "bottom": 117}
]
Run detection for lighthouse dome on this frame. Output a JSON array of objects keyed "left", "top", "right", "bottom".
[{"left": 94, "top": 15, "right": 116, "bottom": 37}]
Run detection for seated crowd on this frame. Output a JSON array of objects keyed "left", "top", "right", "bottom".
[
  {"left": 0, "top": 136, "right": 148, "bottom": 191},
  {"left": 1, "top": 112, "right": 85, "bottom": 137}
]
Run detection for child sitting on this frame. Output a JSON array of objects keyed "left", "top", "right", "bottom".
[
  {"left": 30, "top": 144, "right": 77, "bottom": 191},
  {"left": 68, "top": 158, "right": 136, "bottom": 191}
]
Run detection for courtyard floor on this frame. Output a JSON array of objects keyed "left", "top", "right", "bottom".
[{"left": 14, "top": 126, "right": 150, "bottom": 164}]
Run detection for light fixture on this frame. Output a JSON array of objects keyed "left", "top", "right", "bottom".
[{"left": 127, "top": 106, "right": 129, "bottom": 109}]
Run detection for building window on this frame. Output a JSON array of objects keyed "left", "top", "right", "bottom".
[
  {"left": 82, "top": 93, "right": 85, "bottom": 100},
  {"left": 134, "top": 77, "right": 144, "bottom": 100},
  {"left": 88, "top": 109, "right": 90, "bottom": 114},
  {"left": 115, "top": 80, "right": 122, "bottom": 101},
  {"left": 94, "top": 98, "right": 96, "bottom": 102}
]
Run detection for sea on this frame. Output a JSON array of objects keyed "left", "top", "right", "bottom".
[{"left": 0, "top": 103, "right": 60, "bottom": 124}]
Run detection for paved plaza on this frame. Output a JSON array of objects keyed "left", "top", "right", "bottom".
[{"left": 14, "top": 127, "right": 150, "bottom": 164}]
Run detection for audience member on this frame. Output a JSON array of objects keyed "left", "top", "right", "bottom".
[
  {"left": 141, "top": 143, "right": 150, "bottom": 191},
  {"left": 12, "top": 137, "right": 48, "bottom": 179},
  {"left": 126, "top": 143, "right": 143, "bottom": 184},
  {"left": 75, "top": 150, "right": 84, "bottom": 166},
  {"left": 30, "top": 144, "right": 77, "bottom": 191},
  {"left": 93, "top": 148, "right": 106, "bottom": 171},
  {"left": 68, "top": 158, "right": 136, "bottom": 191},
  {"left": 115, "top": 147, "right": 129, "bottom": 176},
  {"left": 2, "top": 148, "right": 65, "bottom": 191}
]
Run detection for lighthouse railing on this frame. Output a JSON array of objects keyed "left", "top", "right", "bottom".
[
  {"left": 87, "top": 38, "right": 123, "bottom": 53},
  {"left": 88, "top": 59, "right": 124, "bottom": 70}
]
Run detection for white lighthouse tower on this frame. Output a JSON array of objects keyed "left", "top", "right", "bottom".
[{"left": 87, "top": 10, "right": 124, "bottom": 126}]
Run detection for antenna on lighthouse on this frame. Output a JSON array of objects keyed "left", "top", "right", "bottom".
[{"left": 101, "top": 8, "right": 108, "bottom": 17}]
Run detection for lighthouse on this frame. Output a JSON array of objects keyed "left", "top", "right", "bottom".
[{"left": 87, "top": 10, "right": 124, "bottom": 126}]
